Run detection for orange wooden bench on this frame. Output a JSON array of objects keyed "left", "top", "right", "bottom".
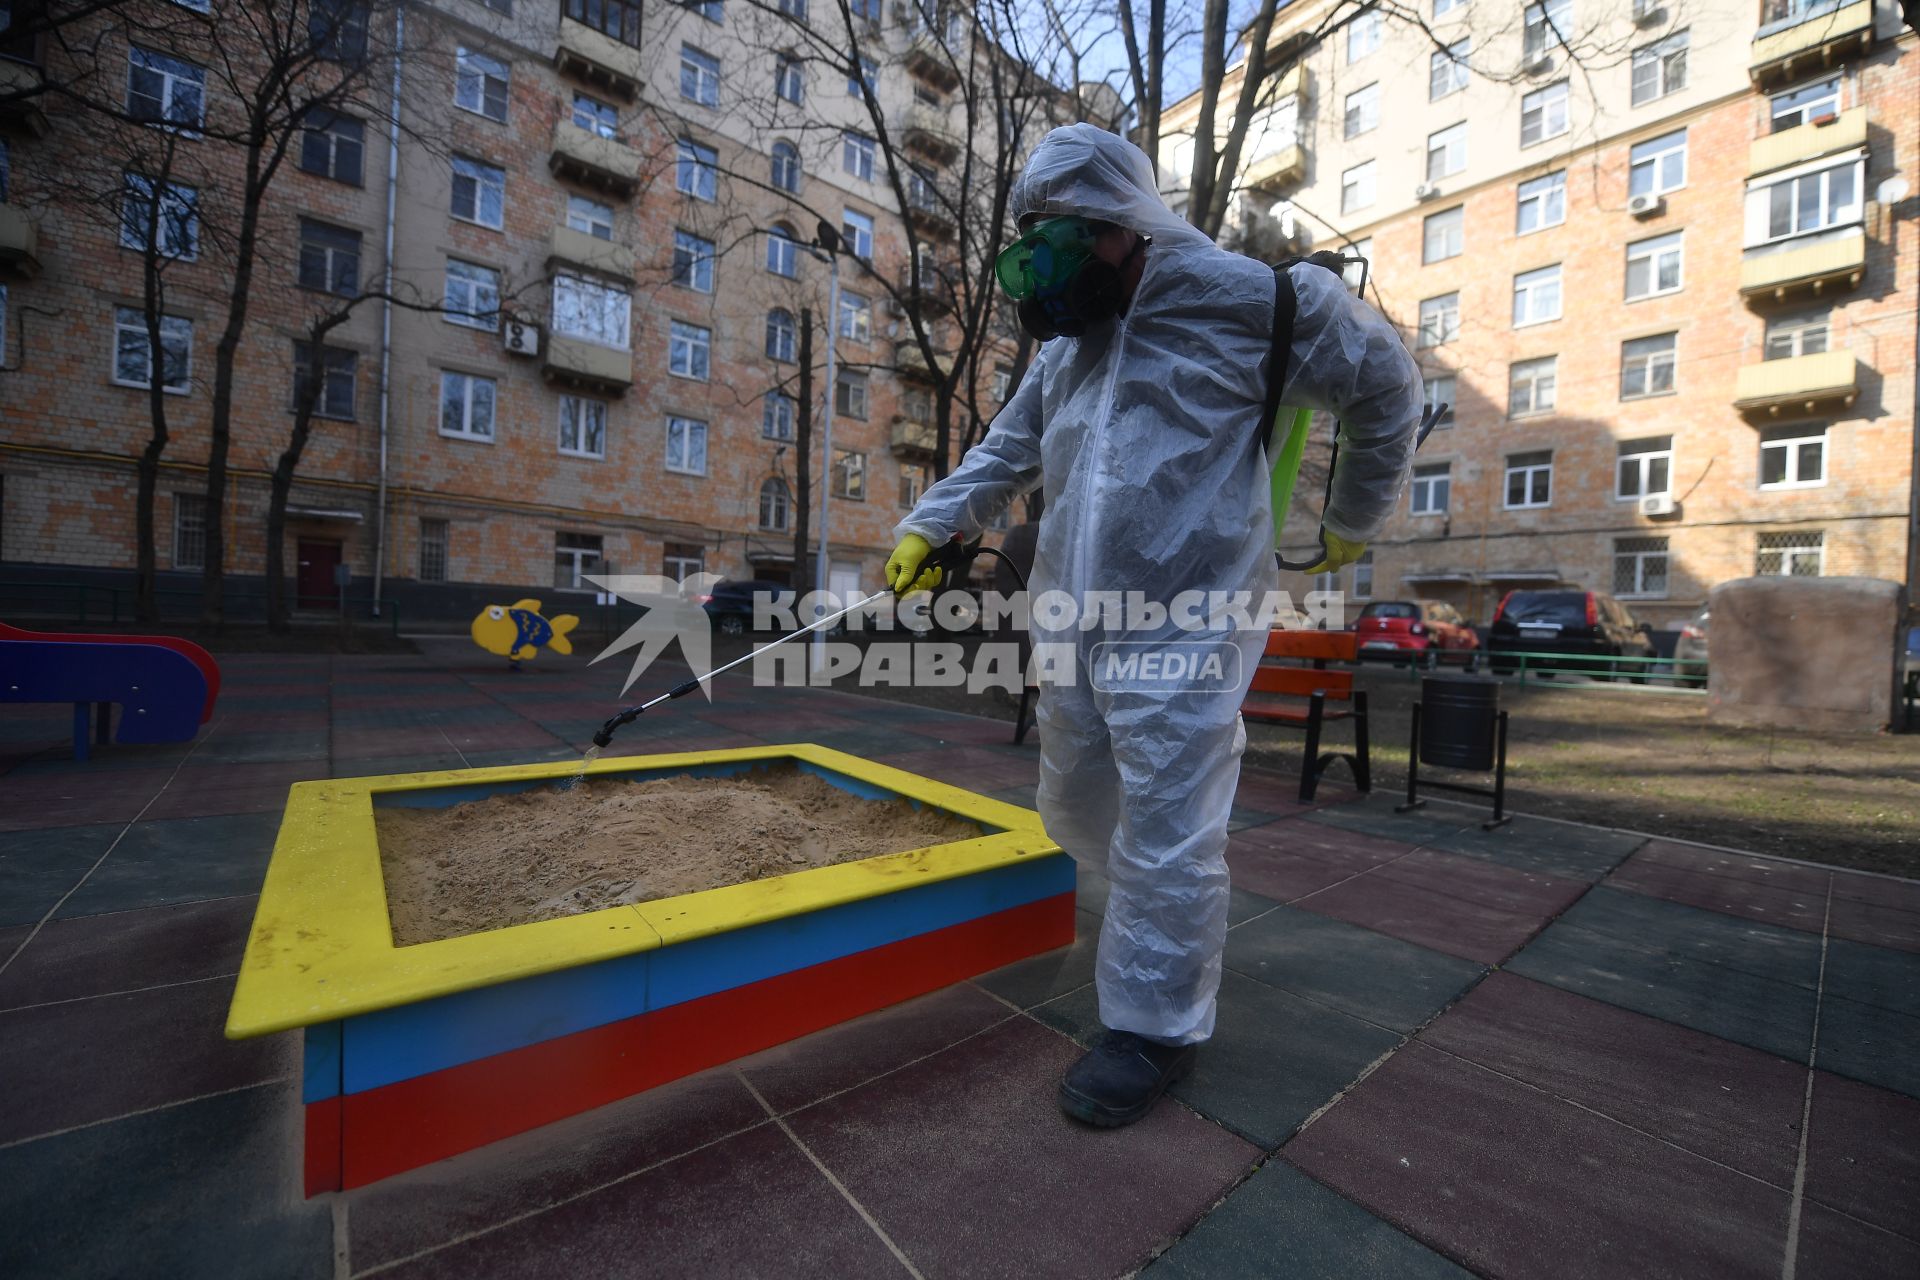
[{"left": 1241, "top": 629, "right": 1371, "bottom": 802}]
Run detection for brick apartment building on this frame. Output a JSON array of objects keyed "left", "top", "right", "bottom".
[
  {"left": 1162, "top": 0, "right": 1917, "bottom": 630},
  {"left": 0, "top": 0, "right": 1083, "bottom": 618}
]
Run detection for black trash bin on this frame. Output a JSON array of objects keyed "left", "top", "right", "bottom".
[{"left": 1419, "top": 676, "right": 1500, "bottom": 771}]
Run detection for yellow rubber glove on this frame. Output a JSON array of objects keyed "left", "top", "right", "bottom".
[
  {"left": 886, "top": 533, "right": 944, "bottom": 594},
  {"left": 1302, "top": 529, "right": 1367, "bottom": 576}
]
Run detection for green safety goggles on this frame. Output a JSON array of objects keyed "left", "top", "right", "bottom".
[{"left": 994, "top": 216, "right": 1101, "bottom": 301}]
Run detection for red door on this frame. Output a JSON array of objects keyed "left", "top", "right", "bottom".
[{"left": 296, "top": 539, "right": 342, "bottom": 611}]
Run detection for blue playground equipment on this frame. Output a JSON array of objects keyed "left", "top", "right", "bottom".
[{"left": 0, "top": 623, "right": 219, "bottom": 760}]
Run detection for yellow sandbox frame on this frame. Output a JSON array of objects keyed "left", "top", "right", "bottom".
[{"left": 226, "top": 744, "right": 1058, "bottom": 1039}]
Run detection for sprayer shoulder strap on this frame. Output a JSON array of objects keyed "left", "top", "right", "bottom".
[{"left": 1260, "top": 262, "right": 1299, "bottom": 449}]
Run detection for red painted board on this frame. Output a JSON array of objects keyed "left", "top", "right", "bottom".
[
  {"left": 304, "top": 1095, "right": 342, "bottom": 1197},
  {"left": 337, "top": 892, "right": 1075, "bottom": 1189}
]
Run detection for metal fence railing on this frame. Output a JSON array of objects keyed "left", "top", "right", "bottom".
[
  {"left": 0, "top": 581, "right": 402, "bottom": 637},
  {"left": 1366, "top": 647, "right": 1704, "bottom": 691}
]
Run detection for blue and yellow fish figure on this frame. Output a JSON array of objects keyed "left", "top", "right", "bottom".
[{"left": 470, "top": 599, "right": 580, "bottom": 664}]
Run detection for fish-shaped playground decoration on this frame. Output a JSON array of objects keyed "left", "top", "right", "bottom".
[{"left": 471, "top": 599, "right": 580, "bottom": 662}]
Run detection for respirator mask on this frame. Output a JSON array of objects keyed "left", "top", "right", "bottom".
[{"left": 995, "top": 216, "right": 1141, "bottom": 343}]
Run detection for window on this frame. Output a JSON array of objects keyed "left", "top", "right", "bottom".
[
  {"left": 554, "top": 532, "right": 604, "bottom": 590},
  {"left": 669, "top": 321, "right": 710, "bottom": 380},
  {"left": 120, "top": 174, "right": 198, "bottom": 259},
  {"left": 1629, "top": 129, "right": 1686, "bottom": 199},
  {"left": 1346, "top": 7, "right": 1381, "bottom": 62},
  {"left": 173, "top": 494, "right": 207, "bottom": 569},
  {"left": 1616, "top": 436, "right": 1672, "bottom": 499},
  {"left": 902, "top": 386, "right": 932, "bottom": 424},
  {"left": 832, "top": 448, "right": 866, "bottom": 500},
  {"left": 1508, "top": 356, "right": 1557, "bottom": 416},
  {"left": 765, "top": 308, "right": 796, "bottom": 361},
  {"left": 566, "top": 0, "right": 641, "bottom": 41},
  {"left": 680, "top": 46, "right": 720, "bottom": 106},
  {"left": 1625, "top": 231, "right": 1683, "bottom": 300},
  {"left": 835, "top": 368, "right": 868, "bottom": 419},
  {"left": 292, "top": 342, "right": 356, "bottom": 419},
  {"left": 443, "top": 260, "right": 500, "bottom": 330},
  {"left": 1344, "top": 84, "right": 1379, "bottom": 139},
  {"left": 838, "top": 291, "right": 871, "bottom": 343},
  {"left": 1521, "top": 82, "right": 1569, "bottom": 147},
  {"left": 1504, "top": 450, "right": 1553, "bottom": 508},
  {"left": 1770, "top": 76, "right": 1840, "bottom": 133},
  {"left": 673, "top": 230, "right": 715, "bottom": 291},
  {"left": 676, "top": 139, "right": 718, "bottom": 200},
  {"left": 843, "top": 131, "right": 876, "bottom": 181},
  {"left": 552, "top": 275, "right": 630, "bottom": 348},
  {"left": 684, "top": 0, "right": 724, "bottom": 22},
  {"left": 572, "top": 93, "right": 617, "bottom": 139},
  {"left": 112, "top": 307, "right": 192, "bottom": 392},
  {"left": 1613, "top": 537, "right": 1669, "bottom": 597},
  {"left": 1410, "top": 463, "right": 1450, "bottom": 514},
  {"left": 1756, "top": 529, "right": 1823, "bottom": 576},
  {"left": 567, "top": 194, "right": 614, "bottom": 240},
  {"left": 1516, "top": 170, "right": 1565, "bottom": 234},
  {"left": 418, "top": 519, "right": 448, "bottom": 583},
  {"left": 771, "top": 141, "right": 801, "bottom": 193},
  {"left": 665, "top": 416, "right": 708, "bottom": 475},
  {"left": 777, "top": 0, "right": 807, "bottom": 18},
  {"left": 763, "top": 391, "right": 795, "bottom": 440},
  {"left": 297, "top": 220, "right": 360, "bottom": 295},
  {"left": 1423, "top": 375, "right": 1456, "bottom": 428},
  {"left": 900, "top": 463, "right": 931, "bottom": 508},
  {"left": 1426, "top": 123, "right": 1467, "bottom": 182},
  {"left": 1433, "top": 0, "right": 1464, "bottom": 13},
  {"left": 1620, "top": 333, "right": 1676, "bottom": 398},
  {"left": 454, "top": 47, "right": 509, "bottom": 122},
  {"left": 439, "top": 371, "right": 496, "bottom": 440},
  {"left": 127, "top": 47, "right": 205, "bottom": 131},
  {"left": 849, "top": 0, "right": 881, "bottom": 26},
  {"left": 1512, "top": 264, "right": 1561, "bottom": 326},
  {"left": 664, "top": 543, "right": 705, "bottom": 582},
  {"left": 1342, "top": 239, "right": 1370, "bottom": 292},
  {"left": 776, "top": 55, "right": 803, "bottom": 104},
  {"left": 847, "top": 53, "right": 877, "bottom": 97},
  {"left": 1417, "top": 293, "right": 1458, "bottom": 347},
  {"left": 992, "top": 364, "right": 1015, "bottom": 402},
  {"left": 1341, "top": 161, "right": 1375, "bottom": 214},
  {"left": 1423, "top": 207, "right": 1464, "bottom": 263},
  {"left": 1430, "top": 38, "right": 1470, "bottom": 99},
  {"left": 1764, "top": 309, "right": 1829, "bottom": 360},
  {"left": 759, "top": 478, "right": 791, "bottom": 531},
  {"left": 450, "top": 156, "right": 505, "bottom": 229},
  {"left": 1351, "top": 551, "right": 1374, "bottom": 599},
  {"left": 1760, "top": 425, "right": 1825, "bottom": 489},
  {"left": 1631, "top": 30, "right": 1688, "bottom": 106},
  {"left": 766, "top": 225, "right": 798, "bottom": 277},
  {"left": 309, "top": 0, "right": 369, "bottom": 62},
  {"left": 1523, "top": 0, "right": 1569, "bottom": 65},
  {"left": 1749, "top": 156, "right": 1862, "bottom": 244},
  {"left": 558, "top": 396, "right": 607, "bottom": 458},
  {"left": 842, "top": 209, "right": 874, "bottom": 260},
  {"left": 299, "top": 110, "right": 364, "bottom": 184}
]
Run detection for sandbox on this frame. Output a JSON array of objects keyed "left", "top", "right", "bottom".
[{"left": 225, "top": 745, "right": 1071, "bottom": 1194}]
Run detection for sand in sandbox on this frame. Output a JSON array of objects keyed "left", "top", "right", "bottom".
[{"left": 374, "top": 768, "right": 986, "bottom": 945}]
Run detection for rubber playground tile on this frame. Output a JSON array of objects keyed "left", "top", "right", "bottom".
[
  {"left": 0, "top": 978, "right": 294, "bottom": 1145},
  {"left": 1815, "top": 939, "right": 1920, "bottom": 1098},
  {"left": 987, "top": 781, "right": 1040, "bottom": 810},
  {"left": 1420, "top": 973, "right": 1806, "bottom": 1185},
  {"left": 1826, "top": 888, "right": 1920, "bottom": 954},
  {"left": 0, "top": 772, "right": 172, "bottom": 831},
  {"left": 0, "top": 1080, "right": 331, "bottom": 1280},
  {"left": 140, "top": 762, "right": 328, "bottom": 821},
  {"left": 783, "top": 1017, "right": 1259, "bottom": 1278},
  {"left": 330, "top": 754, "right": 469, "bottom": 779},
  {"left": 1282, "top": 1042, "right": 1792, "bottom": 1280},
  {"left": 190, "top": 730, "right": 330, "bottom": 765},
  {"left": 54, "top": 812, "right": 281, "bottom": 918},
  {"left": 0, "top": 824, "right": 120, "bottom": 926},
  {"left": 0, "top": 895, "right": 256, "bottom": 1010},
  {"left": 1301, "top": 797, "right": 1475, "bottom": 847},
  {"left": 974, "top": 907, "right": 1102, "bottom": 1010},
  {"left": 1802, "top": 1070, "right": 1920, "bottom": 1241},
  {"left": 1224, "top": 903, "right": 1485, "bottom": 1033},
  {"left": 1623, "top": 838, "right": 1833, "bottom": 894},
  {"left": 1791, "top": 1204, "right": 1920, "bottom": 1280},
  {"left": 1507, "top": 887, "right": 1822, "bottom": 1064},
  {"left": 1425, "top": 814, "right": 1646, "bottom": 883},
  {"left": 1606, "top": 839, "right": 1830, "bottom": 934},
  {"left": 1142, "top": 1161, "right": 1473, "bottom": 1280},
  {"left": 736, "top": 982, "right": 1014, "bottom": 1115},
  {"left": 457, "top": 744, "right": 582, "bottom": 769},
  {"left": 347, "top": 1069, "right": 770, "bottom": 1272},
  {"left": 374, "top": 1121, "right": 910, "bottom": 1280}
]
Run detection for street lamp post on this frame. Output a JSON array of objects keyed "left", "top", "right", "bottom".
[{"left": 810, "top": 220, "right": 843, "bottom": 671}]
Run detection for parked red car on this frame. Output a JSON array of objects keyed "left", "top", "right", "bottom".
[{"left": 1352, "top": 600, "right": 1481, "bottom": 666}]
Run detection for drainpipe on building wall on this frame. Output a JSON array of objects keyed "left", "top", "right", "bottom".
[{"left": 371, "top": 6, "right": 405, "bottom": 616}]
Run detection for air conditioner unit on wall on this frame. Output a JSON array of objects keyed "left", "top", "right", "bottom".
[
  {"left": 503, "top": 320, "right": 541, "bottom": 357},
  {"left": 1414, "top": 183, "right": 1439, "bottom": 201},
  {"left": 1628, "top": 192, "right": 1665, "bottom": 219},
  {"left": 1640, "top": 493, "right": 1676, "bottom": 517}
]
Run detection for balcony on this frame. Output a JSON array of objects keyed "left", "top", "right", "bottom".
[
  {"left": 894, "top": 344, "right": 941, "bottom": 383},
  {"left": 1739, "top": 228, "right": 1866, "bottom": 302},
  {"left": 1734, "top": 349, "right": 1857, "bottom": 416},
  {"left": 0, "top": 58, "right": 49, "bottom": 137},
  {"left": 897, "top": 267, "right": 953, "bottom": 316},
  {"left": 543, "top": 333, "right": 633, "bottom": 396},
  {"left": 1749, "top": 0, "right": 1873, "bottom": 90},
  {"left": 907, "top": 199, "right": 955, "bottom": 241},
  {"left": 0, "top": 203, "right": 40, "bottom": 279},
  {"left": 902, "top": 104, "right": 961, "bottom": 166},
  {"left": 554, "top": 16, "right": 643, "bottom": 102},
  {"left": 904, "top": 35, "right": 960, "bottom": 91},
  {"left": 1243, "top": 143, "right": 1306, "bottom": 195},
  {"left": 548, "top": 224, "right": 634, "bottom": 279},
  {"left": 549, "top": 121, "right": 641, "bottom": 198},
  {"left": 1749, "top": 106, "right": 1867, "bottom": 178},
  {"left": 890, "top": 417, "right": 939, "bottom": 459}
]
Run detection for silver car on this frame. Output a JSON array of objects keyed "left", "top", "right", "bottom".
[{"left": 1674, "top": 607, "right": 1708, "bottom": 686}]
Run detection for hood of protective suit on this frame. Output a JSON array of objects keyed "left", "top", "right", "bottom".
[{"left": 1009, "top": 125, "right": 1209, "bottom": 252}]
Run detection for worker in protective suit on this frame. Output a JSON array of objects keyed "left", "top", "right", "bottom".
[{"left": 887, "top": 125, "right": 1421, "bottom": 1127}]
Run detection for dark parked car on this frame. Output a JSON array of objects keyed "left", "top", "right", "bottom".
[
  {"left": 700, "top": 579, "right": 794, "bottom": 636},
  {"left": 1352, "top": 599, "right": 1481, "bottom": 667},
  {"left": 1488, "top": 589, "right": 1657, "bottom": 679}
]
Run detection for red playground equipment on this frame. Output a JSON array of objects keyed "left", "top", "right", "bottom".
[{"left": 0, "top": 622, "right": 220, "bottom": 760}]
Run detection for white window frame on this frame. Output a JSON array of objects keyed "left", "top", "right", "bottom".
[
  {"left": 1746, "top": 153, "right": 1863, "bottom": 246},
  {"left": 765, "top": 227, "right": 798, "bottom": 277},
  {"left": 1433, "top": 0, "right": 1465, "bottom": 14},
  {"left": 832, "top": 448, "right": 867, "bottom": 501},
  {"left": 1631, "top": 30, "right": 1688, "bottom": 107},
  {"left": 1427, "top": 123, "right": 1467, "bottom": 182},
  {"left": 1504, "top": 451, "right": 1554, "bottom": 509},
  {"left": 664, "top": 543, "right": 705, "bottom": 582},
  {"left": 1629, "top": 129, "right": 1687, "bottom": 199},
  {"left": 1764, "top": 309, "right": 1830, "bottom": 360},
  {"left": 1341, "top": 160, "right": 1376, "bottom": 214},
  {"left": 1410, "top": 463, "right": 1451, "bottom": 515},
  {"left": 669, "top": 321, "right": 711, "bottom": 380},
  {"left": 1616, "top": 436, "right": 1673, "bottom": 500},
  {"left": 1423, "top": 207, "right": 1464, "bottom": 263},
  {"left": 1520, "top": 81, "right": 1569, "bottom": 147},
  {"left": 443, "top": 259, "right": 501, "bottom": 331},
  {"left": 766, "top": 308, "right": 796, "bottom": 362},
  {"left": 1346, "top": 8, "right": 1381, "bottom": 62},
  {"left": 1516, "top": 170, "right": 1565, "bottom": 234},
  {"left": 1770, "top": 76, "right": 1840, "bottom": 132},
  {"left": 675, "top": 139, "right": 718, "bottom": 200},
  {"left": 567, "top": 194, "right": 614, "bottom": 240},
  {"left": 847, "top": 53, "right": 877, "bottom": 97},
  {"left": 127, "top": 46, "right": 205, "bottom": 132},
  {"left": 1430, "top": 38, "right": 1470, "bottom": 100},
  {"left": 1423, "top": 374, "right": 1456, "bottom": 428},
  {"left": 835, "top": 368, "right": 869, "bottom": 420},
  {"left": 673, "top": 229, "right": 716, "bottom": 291},
  {"left": 1512, "top": 264, "right": 1562, "bottom": 327},
  {"left": 454, "top": 47, "right": 509, "bottom": 122},
  {"left": 842, "top": 209, "right": 874, "bottom": 260},
  {"left": 554, "top": 533, "right": 604, "bottom": 591},
  {"left": 1613, "top": 537, "right": 1670, "bottom": 598},
  {"left": 449, "top": 155, "right": 506, "bottom": 229},
  {"left": 900, "top": 462, "right": 931, "bottom": 509},
  {"left": 1625, "top": 231, "right": 1684, "bottom": 301},
  {"left": 1351, "top": 550, "right": 1374, "bottom": 600},
  {"left": 1756, "top": 530, "right": 1824, "bottom": 577},
  {"left": 558, "top": 395, "right": 607, "bottom": 459},
  {"left": 759, "top": 478, "right": 790, "bottom": 531},
  {"left": 1508, "top": 356, "right": 1557, "bottom": 417},
  {"left": 763, "top": 391, "right": 795, "bottom": 440},
  {"left": 1620, "top": 333, "right": 1677, "bottom": 398},
  {"left": 1417, "top": 293, "right": 1459, "bottom": 348},
  {"left": 1523, "top": 0, "right": 1569, "bottom": 65},
  {"left": 775, "top": 55, "right": 803, "bottom": 104},
  {"left": 572, "top": 93, "right": 618, "bottom": 139},
  {"left": 111, "top": 306, "right": 193, "bottom": 393},
  {"left": 119, "top": 174, "right": 199, "bottom": 259},
  {"left": 1343, "top": 238, "right": 1371, "bottom": 293},
  {"left": 438, "top": 371, "right": 496, "bottom": 441},
  {"left": 297, "top": 219, "right": 360, "bottom": 296},
  {"left": 552, "top": 274, "right": 631, "bottom": 349},
  {"left": 680, "top": 45, "right": 720, "bottom": 107},
  {"left": 771, "top": 141, "right": 801, "bottom": 193},
  {"left": 665, "top": 415, "right": 709, "bottom": 475},
  {"left": 843, "top": 131, "right": 876, "bottom": 181},
  {"left": 838, "top": 291, "right": 871, "bottom": 343},
  {"left": 1344, "top": 83, "right": 1379, "bottom": 139},
  {"left": 292, "top": 341, "right": 356, "bottom": 420},
  {"left": 1759, "top": 426, "right": 1826, "bottom": 490}
]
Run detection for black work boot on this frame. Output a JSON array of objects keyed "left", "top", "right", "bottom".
[{"left": 1058, "top": 1029, "right": 1198, "bottom": 1128}]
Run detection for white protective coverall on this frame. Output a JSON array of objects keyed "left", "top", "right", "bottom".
[{"left": 895, "top": 125, "right": 1420, "bottom": 1043}]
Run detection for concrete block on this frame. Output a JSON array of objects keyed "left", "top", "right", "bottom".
[{"left": 1707, "top": 576, "right": 1906, "bottom": 734}]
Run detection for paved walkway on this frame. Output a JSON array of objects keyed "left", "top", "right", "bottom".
[{"left": 1, "top": 641, "right": 1915, "bottom": 1278}]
